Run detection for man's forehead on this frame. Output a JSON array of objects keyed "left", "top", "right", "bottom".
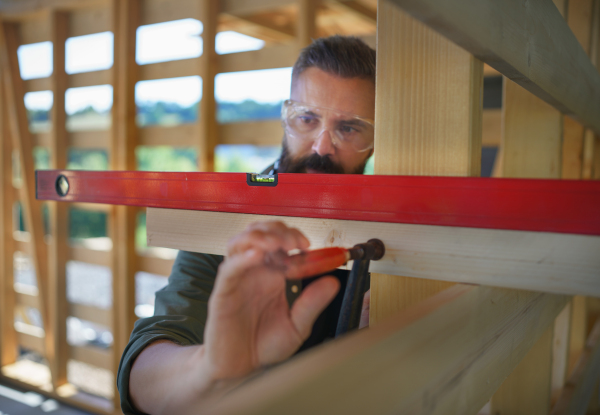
[{"left": 290, "top": 67, "right": 375, "bottom": 119}]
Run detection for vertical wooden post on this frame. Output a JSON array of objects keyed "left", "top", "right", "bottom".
[
  {"left": 490, "top": 80, "right": 563, "bottom": 415},
  {"left": 0, "top": 21, "right": 56, "bottom": 383},
  {"left": 370, "top": 0, "right": 483, "bottom": 324},
  {"left": 0, "top": 64, "right": 16, "bottom": 368},
  {"left": 111, "top": 0, "right": 139, "bottom": 410},
  {"left": 561, "top": 0, "right": 596, "bottom": 180},
  {"left": 198, "top": 0, "right": 219, "bottom": 172},
  {"left": 48, "top": 10, "right": 70, "bottom": 388},
  {"left": 298, "top": 0, "right": 318, "bottom": 48}
]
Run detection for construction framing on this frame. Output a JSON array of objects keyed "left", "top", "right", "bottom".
[{"left": 0, "top": 0, "right": 599, "bottom": 414}]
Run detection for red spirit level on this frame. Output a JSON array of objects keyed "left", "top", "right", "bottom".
[{"left": 36, "top": 170, "right": 600, "bottom": 236}]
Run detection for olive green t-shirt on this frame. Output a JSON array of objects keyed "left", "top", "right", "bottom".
[
  {"left": 117, "top": 251, "right": 222, "bottom": 415},
  {"left": 117, "top": 250, "right": 349, "bottom": 415}
]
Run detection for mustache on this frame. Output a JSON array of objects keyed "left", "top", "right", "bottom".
[{"left": 280, "top": 152, "right": 345, "bottom": 174}]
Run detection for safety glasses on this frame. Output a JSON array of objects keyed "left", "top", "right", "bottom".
[{"left": 281, "top": 100, "right": 374, "bottom": 152}]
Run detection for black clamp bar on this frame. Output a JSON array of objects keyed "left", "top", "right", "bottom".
[{"left": 335, "top": 239, "right": 385, "bottom": 337}]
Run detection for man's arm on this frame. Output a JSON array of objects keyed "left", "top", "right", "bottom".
[{"left": 126, "top": 221, "right": 340, "bottom": 414}]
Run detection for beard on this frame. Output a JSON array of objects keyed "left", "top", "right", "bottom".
[{"left": 278, "top": 136, "right": 368, "bottom": 174}]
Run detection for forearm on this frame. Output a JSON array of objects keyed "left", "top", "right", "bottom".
[{"left": 129, "top": 340, "right": 232, "bottom": 414}]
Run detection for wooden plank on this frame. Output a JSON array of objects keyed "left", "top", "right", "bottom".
[
  {"left": 218, "top": 44, "right": 297, "bottom": 73},
  {"left": 146, "top": 208, "right": 600, "bottom": 298},
  {"left": 138, "top": 123, "right": 197, "bottom": 146},
  {"left": 0, "top": 64, "right": 17, "bottom": 367},
  {"left": 48, "top": 10, "right": 70, "bottom": 389},
  {"left": 491, "top": 326, "right": 555, "bottom": 415},
  {"left": 24, "top": 77, "right": 51, "bottom": 92},
  {"left": 370, "top": 2, "right": 482, "bottom": 324},
  {"left": 18, "top": 287, "right": 112, "bottom": 327},
  {"left": 69, "top": 245, "right": 111, "bottom": 267},
  {"left": 551, "top": 319, "right": 600, "bottom": 415},
  {"left": 297, "top": 0, "right": 318, "bottom": 48},
  {"left": 137, "top": 253, "right": 173, "bottom": 277},
  {"left": 69, "top": 303, "right": 112, "bottom": 328},
  {"left": 551, "top": 304, "right": 572, "bottom": 405},
  {"left": 70, "top": 344, "right": 112, "bottom": 371},
  {"left": 140, "top": 0, "right": 203, "bottom": 26},
  {"left": 224, "top": 12, "right": 295, "bottom": 42},
  {"left": 32, "top": 130, "right": 110, "bottom": 148},
  {"left": 562, "top": 116, "right": 586, "bottom": 179},
  {"left": 69, "top": 69, "right": 112, "bottom": 88},
  {"left": 200, "top": 285, "right": 568, "bottom": 415},
  {"left": 69, "top": 3, "right": 111, "bottom": 37},
  {"left": 110, "top": 0, "right": 139, "bottom": 409},
  {"left": 69, "top": 130, "right": 110, "bottom": 148},
  {"left": 0, "top": 0, "right": 108, "bottom": 18},
  {"left": 582, "top": 129, "right": 596, "bottom": 179},
  {"left": 16, "top": 330, "right": 45, "bottom": 356},
  {"left": 501, "top": 80, "right": 562, "bottom": 179},
  {"left": 330, "top": 0, "right": 377, "bottom": 24},
  {"left": 198, "top": 0, "right": 219, "bottom": 172},
  {"left": 24, "top": 70, "right": 112, "bottom": 93},
  {"left": 481, "top": 108, "right": 501, "bottom": 147},
  {"left": 15, "top": 290, "right": 38, "bottom": 310},
  {"left": 222, "top": 0, "right": 295, "bottom": 16},
  {"left": 219, "top": 120, "right": 282, "bottom": 146},
  {"left": 0, "top": 20, "right": 55, "bottom": 380},
  {"left": 18, "top": 15, "right": 50, "bottom": 45},
  {"left": 386, "top": 0, "right": 600, "bottom": 135},
  {"left": 491, "top": 33, "right": 565, "bottom": 411},
  {"left": 569, "top": 296, "right": 588, "bottom": 376},
  {"left": 138, "top": 58, "right": 200, "bottom": 81}
]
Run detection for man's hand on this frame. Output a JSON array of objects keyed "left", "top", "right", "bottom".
[
  {"left": 203, "top": 221, "right": 341, "bottom": 379},
  {"left": 129, "top": 221, "right": 341, "bottom": 414}
]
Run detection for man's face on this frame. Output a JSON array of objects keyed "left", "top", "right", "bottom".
[{"left": 278, "top": 67, "right": 375, "bottom": 174}]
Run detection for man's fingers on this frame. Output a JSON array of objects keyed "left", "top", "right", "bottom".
[
  {"left": 290, "top": 276, "right": 340, "bottom": 340},
  {"left": 228, "top": 221, "right": 310, "bottom": 256},
  {"left": 214, "top": 249, "right": 264, "bottom": 295}
]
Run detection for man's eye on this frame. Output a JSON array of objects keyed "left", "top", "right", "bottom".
[
  {"left": 339, "top": 125, "right": 358, "bottom": 134},
  {"left": 297, "top": 115, "right": 318, "bottom": 125}
]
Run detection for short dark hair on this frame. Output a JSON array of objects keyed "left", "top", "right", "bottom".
[{"left": 291, "top": 35, "right": 376, "bottom": 85}]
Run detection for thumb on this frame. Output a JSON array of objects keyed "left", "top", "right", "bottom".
[{"left": 290, "top": 276, "right": 340, "bottom": 340}]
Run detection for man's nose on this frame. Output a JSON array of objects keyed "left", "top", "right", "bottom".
[{"left": 311, "top": 129, "right": 336, "bottom": 156}]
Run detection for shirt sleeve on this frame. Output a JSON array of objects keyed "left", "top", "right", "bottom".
[{"left": 116, "top": 251, "right": 223, "bottom": 415}]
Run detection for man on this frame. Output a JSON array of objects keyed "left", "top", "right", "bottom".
[{"left": 117, "top": 35, "right": 376, "bottom": 415}]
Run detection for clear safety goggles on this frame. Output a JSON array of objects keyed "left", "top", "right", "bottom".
[{"left": 281, "top": 99, "right": 375, "bottom": 153}]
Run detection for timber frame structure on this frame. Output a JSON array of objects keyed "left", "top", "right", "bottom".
[{"left": 1, "top": 0, "right": 600, "bottom": 414}]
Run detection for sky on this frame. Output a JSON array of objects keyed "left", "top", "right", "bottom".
[{"left": 19, "top": 18, "right": 293, "bottom": 114}]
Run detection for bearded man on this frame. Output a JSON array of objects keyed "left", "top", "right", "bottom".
[{"left": 118, "top": 35, "right": 376, "bottom": 415}]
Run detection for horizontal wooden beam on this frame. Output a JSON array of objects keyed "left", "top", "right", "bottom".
[
  {"left": 70, "top": 344, "right": 111, "bottom": 370},
  {"left": 69, "top": 4, "right": 111, "bottom": 37},
  {"left": 138, "top": 253, "right": 174, "bottom": 276},
  {"left": 33, "top": 130, "right": 110, "bottom": 148},
  {"left": 69, "top": 245, "right": 110, "bottom": 266},
  {"left": 138, "top": 124, "right": 197, "bottom": 146},
  {"left": 16, "top": 289, "right": 112, "bottom": 327},
  {"left": 140, "top": 0, "right": 202, "bottom": 26},
  {"left": 219, "top": 44, "right": 296, "bottom": 73},
  {"left": 25, "top": 70, "right": 112, "bottom": 93},
  {"left": 388, "top": 0, "right": 600, "bottom": 135},
  {"left": 16, "top": 329, "right": 45, "bottom": 355},
  {"left": 197, "top": 285, "right": 568, "bottom": 415},
  {"left": 551, "top": 319, "right": 600, "bottom": 415},
  {"left": 219, "top": 120, "right": 282, "bottom": 146},
  {"left": 221, "top": 0, "right": 295, "bottom": 16},
  {"left": 138, "top": 58, "right": 199, "bottom": 81},
  {"left": 482, "top": 109, "right": 501, "bottom": 147},
  {"left": 147, "top": 208, "right": 600, "bottom": 297}
]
